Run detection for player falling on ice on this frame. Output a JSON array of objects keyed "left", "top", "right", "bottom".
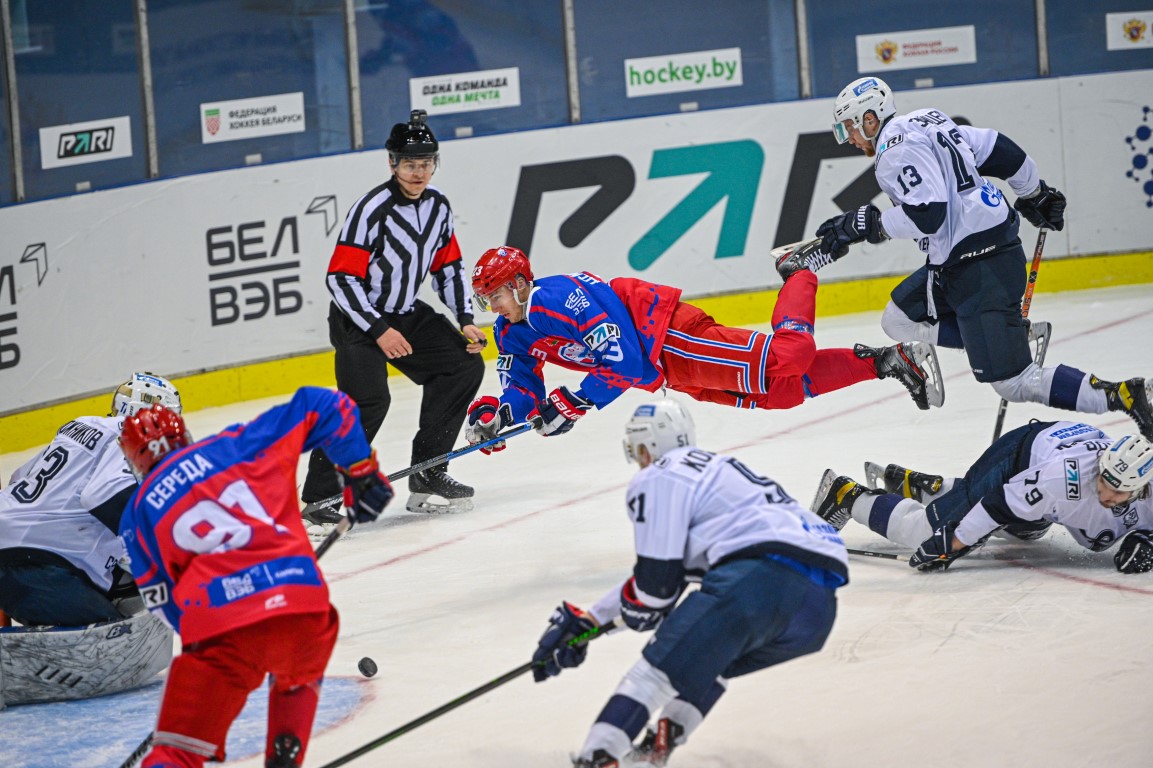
[
  {"left": 810, "top": 421, "right": 1153, "bottom": 574},
  {"left": 463, "top": 245, "right": 944, "bottom": 448}
]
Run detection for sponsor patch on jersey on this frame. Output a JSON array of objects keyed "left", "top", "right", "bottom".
[
  {"left": 582, "top": 322, "right": 621, "bottom": 350},
  {"left": 876, "top": 133, "right": 903, "bottom": 155},
  {"left": 558, "top": 342, "right": 595, "bottom": 365},
  {"left": 979, "top": 181, "right": 1003, "bottom": 207},
  {"left": 141, "top": 583, "right": 169, "bottom": 609},
  {"left": 1051, "top": 423, "right": 1096, "bottom": 440},
  {"left": 565, "top": 288, "right": 591, "bottom": 315},
  {"left": 1065, "top": 459, "right": 1080, "bottom": 500},
  {"left": 206, "top": 555, "right": 321, "bottom": 608},
  {"left": 496, "top": 354, "right": 512, "bottom": 371}
]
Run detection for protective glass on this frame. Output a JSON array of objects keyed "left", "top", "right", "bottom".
[{"left": 832, "top": 121, "right": 851, "bottom": 144}]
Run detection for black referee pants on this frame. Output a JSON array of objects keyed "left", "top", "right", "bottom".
[{"left": 302, "top": 300, "right": 485, "bottom": 502}]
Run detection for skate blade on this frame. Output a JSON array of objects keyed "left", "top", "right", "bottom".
[
  {"left": 809, "top": 468, "right": 838, "bottom": 514},
  {"left": 863, "top": 461, "right": 886, "bottom": 491},
  {"left": 770, "top": 237, "right": 821, "bottom": 260},
  {"left": 405, "top": 492, "right": 474, "bottom": 514},
  {"left": 906, "top": 341, "right": 946, "bottom": 408},
  {"left": 1030, "top": 321, "right": 1052, "bottom": 365}
]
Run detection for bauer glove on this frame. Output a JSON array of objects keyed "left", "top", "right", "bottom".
[
  {"left": 1115, "top": 530, "right": 1153, "bottom": 574},
  {"left": 465, "top": 396, "right": 513, "bottom": 454},
  {"left": 532, "top": 602, "right": 597, "bottom": 682},
  {"left": 1014, "top": 179, "right": 1066, "bottom": 231},
  {"left": 531, "top": 386, "right": 593, "bottom": 437}
]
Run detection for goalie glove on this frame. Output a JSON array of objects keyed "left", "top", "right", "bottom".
[
  {"left": 530, "top": 386, "right": 593, "bottom": 437},
  {"left": 336, "top": 452, "right": 393, "bottom": 525},
  {"left": 531, "top": 602, "right": 597, "bottom": 682},
  {"left": 1114, "top": 530, "right": 1153, "bottom": 574},
  {"left": 619, "top": 576, "right": 674, "bottom": 632},
  {"left": 465, "top": 396, "right": 513, "bottom": 454},
  {"left": 1013, "top": 179, "right": 1066, "bottom": 231},
  {"left": 909, "top": 520, "right": 973, "bottom": 572},
  {"left": 816, "top": 203, "right": 888, "bottom": 254}
]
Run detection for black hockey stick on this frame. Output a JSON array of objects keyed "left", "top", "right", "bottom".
[
  {"left": 847, "top": 547, "right": 901, "bottom": 561},
  {"left": 315, "top": 621, "right": 617, "bottom": 768},
  {"left": 992, "top": 229, "right": 1048, "bottom": 442}
]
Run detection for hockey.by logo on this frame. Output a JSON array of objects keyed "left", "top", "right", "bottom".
[{"left": 57, "top": 127, "right": 114, "bottom": 159}]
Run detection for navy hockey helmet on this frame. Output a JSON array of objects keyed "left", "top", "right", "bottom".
[{"left": 386, "top": 109, "right": 439, "bottom": 159}]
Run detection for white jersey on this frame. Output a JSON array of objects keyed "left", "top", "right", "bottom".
[
  {"left": 874, "top": 108, "right": 1039, "bottom": 268},
  {"left": 589, "top": 447, "right": 847, "bottom": 622},
  {"left": 0, "top": 415, "right": 135, "bottom": 590},
  {"left": 956, "top": 422, "right": 1153, "bottom": 552}
]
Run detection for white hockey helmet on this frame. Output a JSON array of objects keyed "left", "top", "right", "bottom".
[
  {"left": 1098, "top": 435, "right": 1153, "bottom": 493},
  {"left": 110, "top": 372, "right": 182, "bottom": 417},
  {"left": 832, "top": 77, "right": 896, "bottom": 144},
  {"left": 622, "top": 399, "right": 696, "bottom": 464}
]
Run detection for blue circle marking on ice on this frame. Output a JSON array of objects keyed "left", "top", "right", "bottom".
[{"left": 0, "top": 676, "right": 368, "bottom": 768}]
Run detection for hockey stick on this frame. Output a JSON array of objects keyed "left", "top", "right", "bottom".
[
  {"left": 315, "top": 621, "right": 618, "bottom": 768},
  {"left": 305, "top": 421, "right": 537, "bottom": 523},
  {"left": 992, "top": 229, "right": 1048, "bottom": 442},
  {"left": 847, "top": 547, "right": 901, "bottom": 561}
]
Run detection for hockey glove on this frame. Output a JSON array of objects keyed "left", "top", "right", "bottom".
[
  {"left": 336, "top": 452, "right": 394, "bottom": 525},
  {"left": 619, "top": 576, "right": 673, "bottom": 632},
  {"left": 532, "top": 602, "right": 597, "bottom": 682},
  {"left": 465, "top": 396, "right": 513, "bottom": 454},
  {"left": 909, "top": 520, "right": 973, "bottom": 572},
  {"left": 816, "top": 203, "right": 888, "bottom": 254},
  {"left": 530, "top": 386, "right": 593, "bottom": 437},
  {"left": 1013, "top": 179, "right": 1066, "bottom": 231},
  {"left": 1114, "top": 530, "right": 1153, "bottom": 574}
]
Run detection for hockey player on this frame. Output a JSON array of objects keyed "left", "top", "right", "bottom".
[
  {"left": 464, "top": 245, "right": 943, "bottom": 448},
  {"left": 531, "top": 400, "right": 848, "bottom": 767},
  {"left": 0, "top": 372, "right": 181, "bottom": 627},
  {"left": 118, "top": 387, "right": 393, "bottom": 768},
  {"left": 778, "top": 76, "right": 1153, "bottom": 441},
  {"left": 300, "top": 108, "right": 485, "bottom": 527},
  {"left": 810, "top": 421, "right": 1153, "bottom": 573}
]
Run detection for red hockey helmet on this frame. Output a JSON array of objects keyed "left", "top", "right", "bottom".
[
  {"left": 120, "top": 404, "right": 193, "bottom": 480},
  {"left": 471, "top": 246, "right": 533, "bottom": 307}
]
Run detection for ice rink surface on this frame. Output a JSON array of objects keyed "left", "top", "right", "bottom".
[{"left": 4, "top": 283, "right": 1153, "bottom": 768}]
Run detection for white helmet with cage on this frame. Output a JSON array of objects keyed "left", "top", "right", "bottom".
[
  {"left": 622, "top": 399, "right": 696, "bottom": 464},
  {"left": 832, "top": 77, "right": 896, "bottom": 145},
  {"left": 1098, "top": 434, "right": 1153, "bottom": 493},
  {"left": 110, "top": 372, "right": 182, "bottom": 417}
]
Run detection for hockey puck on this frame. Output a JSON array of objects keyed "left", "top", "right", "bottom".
[{"left": 358, "top": 656, "right": 378, "bottom": 678}]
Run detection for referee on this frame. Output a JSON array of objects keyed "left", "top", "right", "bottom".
[{"left": 301, "top": 110, "right": 486, "bottom": 526}]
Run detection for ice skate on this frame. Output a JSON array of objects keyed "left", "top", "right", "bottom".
[
  {"left": 863, "top": 461, "right": 943, "bottom": 502},
  {"left": 571, "top": 749, "right": 619, "bottom": 768},
  {"left": 1027, "top": 319, "right": 1052, "bottom": 365},
  {"left": 772, "top": 237, "right": 839, "bottom": 280},
  {"left": 810, "top": 469, "right": 879, "bottom": 531},
  {"left": 301, "top": 494, "right": 344, "bottom": 539},
  {"left": 406, "top": 466, "right": 475, "bottom": 513},
  {"left": 629, "top": 718, "right": 685, "bottom": 766},
  {"left": 856, "top": 341, "right": 945, "bottom": 410},
  {"left": 1090, "top": 375, "right": 1153, "bottom": 441}
]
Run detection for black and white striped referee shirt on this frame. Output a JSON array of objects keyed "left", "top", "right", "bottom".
[{"left": 326, "top": 177, "right": 473, "bottom": 339}]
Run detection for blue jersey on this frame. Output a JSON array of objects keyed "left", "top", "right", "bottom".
[
  {"left": 493, "top": 272, "right": 680, "bottom": 422},
  {"left": 119, "top": 387, "right": 371, "bottom": 642}
]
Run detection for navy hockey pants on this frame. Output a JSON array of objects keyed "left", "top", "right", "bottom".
[
  {"left": 925, "top": 420, "right": 1054, "bottom": 530},
  {"left": 890, "top": 242, "right": 1032, "bottom": 383},
  {"left": 642, "top": 555, "right": 838, "bottom": 703},
  {"left": 0, "top": 561, "right": 121, "bottom": 626}
]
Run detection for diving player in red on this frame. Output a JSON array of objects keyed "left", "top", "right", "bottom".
[
  {"left": 118, "top": 387, "right": 394, "bottom": 768},
  {"left": 465, "top": 246, "right": 945, "bottom": 446}
]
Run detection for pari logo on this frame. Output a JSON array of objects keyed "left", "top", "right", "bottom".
[
  {"left": 58, "top": 127, "right": 115, "bottom": 159},
  {"left": 980, "top": 181, "right": 1003, "bottom": 207}
]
